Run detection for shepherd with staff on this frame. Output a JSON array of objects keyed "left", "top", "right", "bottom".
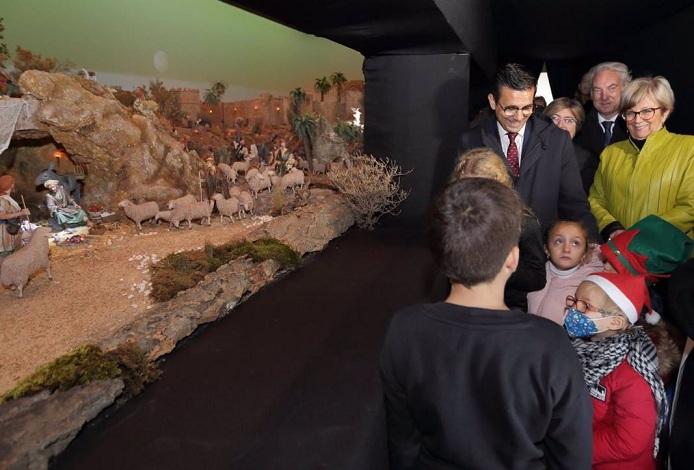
[{"left": 0, "top": 175, "right": 30, "bottom": 256}]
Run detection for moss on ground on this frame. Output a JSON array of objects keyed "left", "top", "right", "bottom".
[
  {"left": 1, "top": 343, "right": 160, "bottom": 403},
  {"left": 150, "top": 238, "right": 300, "bottom": 303}
]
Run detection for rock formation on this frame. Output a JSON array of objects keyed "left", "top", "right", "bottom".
[
  {"left": 311, "top": 116, "right": 349, "bottom": 163},
  {"left": 17, "top": 71, "right": 206, "bottom": 208}
]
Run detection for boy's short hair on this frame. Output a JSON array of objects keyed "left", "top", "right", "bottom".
[{"left": 430, "top": 178, "right": 523, "bottom": 287}]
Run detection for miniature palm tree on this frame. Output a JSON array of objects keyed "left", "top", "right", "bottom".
[
  {"left": 289, "top": 87, "right": 306, "bottom": 116},
  {"left": 203, "top": 81, "right": 226, "bottom": 105},
  {"left": 293, "top": 114, "right": 317, "bottom": 172},
  {"left": 330, "top": 72, "right": 347, "bottom": 101},
  {"left": 314, "top": 77, "right": 331, "bottom": 102}
]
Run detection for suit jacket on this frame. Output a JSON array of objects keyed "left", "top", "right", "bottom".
[
  {"left": 574, "top": 142, "right": 597, "bottom": 195},
  {"left": 459, "top": 115, "right": 598, "bottom": 238},
  {"left": 575, "top": 110, "right": 628, "bottom": 166}
]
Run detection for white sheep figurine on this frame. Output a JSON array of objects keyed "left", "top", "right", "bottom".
[
  {"left": 169, "top": 200, "right": 214, "bottom": 229},
  {"left": 231, "top": 160, "right": 251, "bottom": 174},
  {"left": 313, "top": 161, "right": 327, "bottom": 175},
  {"left": 245, "top": 167, "right": 260, "bottom": 181},
  {"left": 229, "top": 186, "right": 242, "bottom": 198},
  {"left": 167, "top": 194, "right": 196, "bottom": 210},
  {"left": 247, "top": 173, "right": 272, "bottom": 199},
  {"left": 1, "top": 227, "right": 52, "bottom": 298},
  {"left": 155, "top": 210, "right": 173, "bottom": 224},
  {"left": 118, "top": 200, "right": 159, "bottom": 230},
  {"left": 211, "top": 193, "right": 242, "bottom": 224},
  {"left": 280, "top": 168, "right": 305, "bottom": 194},
  {"left": 217, "top": 163, "right": 238, "bottom": 184},
  {"left": 238, "top": 191, "right": 254, "bottom": 216}
]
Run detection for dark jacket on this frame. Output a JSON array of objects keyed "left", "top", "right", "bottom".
[
  {"left": 575, "top": 110, "right": 628, "bottom": 158},
  {"left": 573, "top": 142, "right": 597, "bottom": 195},
  {"left": 460, "top": 115, "right": 598, "bottom": 238},
  {"left": 380, "top": 303, "right": 593, "bottom": 470},
  {"left": 574, "top": 110, "right": 628, "bottom": 193},
  {"left": 505, "top": 209, "right": 546, "bottom": 311}
]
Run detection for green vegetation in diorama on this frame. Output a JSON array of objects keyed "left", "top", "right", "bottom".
[
  {"left": 292, "top": 113, "right": 318, "bottom": 173},
  {"left": 328, "top": 154, "right": 410, "bottom": 230},
  {"left": 149, "top": 238, "right": 300, "bottom": 302},
  {"left": 314, "top": 76, "right": 331, "bottom": 102},
  {"left": 330, "top": 71, "right": 347, "bottom": 101},
  {"left": 1, "top": 344, "right": 160, "bottom": 403}
]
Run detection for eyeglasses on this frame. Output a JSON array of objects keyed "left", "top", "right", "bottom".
[
  {"left": 497, "top": 103, "right": 535, "bottom": 117},
  {"left": 550, "top": 114, "right": 578, "bottom": 126},
  {"left": 565, "top": 295, "right": 614, "bottom": 316},
  {"left": 622, "top": 107, "right": 662, "bottom": 121}
]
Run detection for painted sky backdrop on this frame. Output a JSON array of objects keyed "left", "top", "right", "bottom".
[{"left": 2, "top": 0, "right": 364, "bottom": 98}]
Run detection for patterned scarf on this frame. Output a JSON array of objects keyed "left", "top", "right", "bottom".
[{"left": 572, "top": 327, "right": 667, "bottom": 456}]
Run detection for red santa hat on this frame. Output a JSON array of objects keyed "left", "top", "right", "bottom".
[{"left": 584, "top": 271, "right": 660, "bottom": 324}]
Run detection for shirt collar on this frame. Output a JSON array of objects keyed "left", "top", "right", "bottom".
[
  {"left": 597, "top": 113, "right": 619, "bottom": 124},
  {"left": 497, "top": 121, "right": 527, "bottom": 140}
]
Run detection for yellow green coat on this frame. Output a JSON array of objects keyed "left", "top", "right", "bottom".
[{"left": 589, "top": 127, "right": 694, "bottom": 238}]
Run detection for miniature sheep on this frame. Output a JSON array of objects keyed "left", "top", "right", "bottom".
[
  {"left": 169, "top": 200, "right": 214, "bottom": 229},
  {"left": 167, "top": 194, "right": 196, "bottom": 210},
  {"left": 280, "top": 168, "right": 305, "bottom": 193},
  {"left": 247, "top": 173, "right": 272, "bottom": 199},
  {"left": 238, "top": 191, "right": 254, "bottom": 216},
  {"left": 313, "top": 161, "right": 327, "bottom": 175},
  {"left": 212, "top": 193, "right": 242, "bottom": 224},
  {"left": 245, "top": 168, "right": 260, "bottom": 181},
  {"left": 217, "top": 163, "right": 238, "bottom": 184},
  {"left": 118, "top": 200, "right": 159, "bottom": 230},
  {"left": 0, "top": 227, "right": 52, "bottom": 298},
  {"left": 229, "top": 186, "right": 242, "bottom": 198},
  {"left": 231, "top": 160, "right": 251, "bottom": 174},
  {"left": 155, "top": 210, "right": 173, "bottom": 224}
]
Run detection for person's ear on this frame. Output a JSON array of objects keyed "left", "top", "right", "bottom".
[
  {"left": 487, "top": 93, "right": 497, "bottom": 110},
  {"left": 504, "top": 246, "right": 520, "bottom": 273},
  {"left": 605, "top": 314, "right": 629, "bottom": 331}
]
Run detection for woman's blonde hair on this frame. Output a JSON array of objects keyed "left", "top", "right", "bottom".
[
  {"left": 451, "top": 148, "right": 513, "bottom": 187},
  {"left": 621, "top": 76, "right": 675, "bottom": 115}
]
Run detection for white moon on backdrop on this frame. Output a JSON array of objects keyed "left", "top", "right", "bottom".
[{"left": 153, "top": 51, "right": 169, "bottom": 73}]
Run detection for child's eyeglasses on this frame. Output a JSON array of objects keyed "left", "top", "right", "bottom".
[{"left": 565, "top": 295, "right": 614, "bottom": 316}]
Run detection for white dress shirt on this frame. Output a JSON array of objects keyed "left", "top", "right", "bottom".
[{"left": 497, "top": 121, "right": 527, "bottom": 165}]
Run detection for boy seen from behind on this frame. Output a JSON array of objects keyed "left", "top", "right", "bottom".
[{"left": 380, "top": 178, "right": 592, "bottom": 469}]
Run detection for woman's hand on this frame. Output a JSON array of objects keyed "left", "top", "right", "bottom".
[{"left": 18, "top": 208, "right": 30, "bottom": 217}]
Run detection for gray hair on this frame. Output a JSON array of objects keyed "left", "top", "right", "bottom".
[
  {"left": 621, "top": 76, "right": 675, "bottom": 114},
  {"left": 586, "top": 62, "right": 632, "bottom": 90}
]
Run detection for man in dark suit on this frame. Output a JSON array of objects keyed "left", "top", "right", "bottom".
[
  {"left": 574, "top": 62, "right": 631, "bottom": 190},
  {"left": 459, "top": 63, "right": 598, "bottom": 238}
]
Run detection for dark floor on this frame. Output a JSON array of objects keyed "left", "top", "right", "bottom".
[{"left": 52, "top": 227, "right": 439, "bottom": 470}]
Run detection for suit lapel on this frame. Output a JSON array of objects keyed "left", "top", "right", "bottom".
[
  {"left": 480, "top": 117, "right": 504, "bottom": 156},
  {"left": 519, "top": 117, "right": 544, "bottom": 177}
]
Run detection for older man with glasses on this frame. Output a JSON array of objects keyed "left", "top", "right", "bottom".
[{"left": 460, "top": 63, "right": 598, "bottom": 238}]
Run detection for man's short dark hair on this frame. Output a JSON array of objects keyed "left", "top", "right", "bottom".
[
  {"left": 493, "top": 63, "right": 537, "bottom": 98},
  {"left": 430, "top": 178, "right": 522, "bottom": 287}
]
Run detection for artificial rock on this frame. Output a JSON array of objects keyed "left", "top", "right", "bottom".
[{"left": 17, "top": 71, "right": 206, "bottom": 208}]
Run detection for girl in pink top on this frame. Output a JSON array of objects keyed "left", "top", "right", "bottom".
[{"left": 527, "top": 220, "right": 603, "bottom": 324}]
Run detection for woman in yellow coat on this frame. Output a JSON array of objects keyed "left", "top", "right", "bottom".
[{"left": 589, "top": 76, "right": 694, "bottom": 240}]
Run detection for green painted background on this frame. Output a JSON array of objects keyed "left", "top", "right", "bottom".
[{"left": 1, "top": 0, "right": 364, "bottom": 93}]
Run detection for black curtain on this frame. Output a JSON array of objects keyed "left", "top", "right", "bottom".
[{"left": 363, "top": 53, "right": 470, "bottom": 226}]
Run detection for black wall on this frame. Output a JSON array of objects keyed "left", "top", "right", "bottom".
[{"left": 363, "top": 53, "right": 470, "bottom": 226}]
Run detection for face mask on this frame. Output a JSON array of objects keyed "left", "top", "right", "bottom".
[{"left": 563, "top": 307, "right": 599, "bottom": 338}]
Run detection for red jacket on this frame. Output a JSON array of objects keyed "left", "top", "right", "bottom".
[{"left": 592, "top": 361, "right": 657, "bottom": 469}]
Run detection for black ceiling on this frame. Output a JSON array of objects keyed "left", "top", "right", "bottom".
[{"left": 226, "top": 0, "right": 694, "bottom": 79}]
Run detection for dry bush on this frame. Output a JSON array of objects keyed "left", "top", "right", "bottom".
[{"left": 328, "top": 154, "right": 410, "bottom": 230}]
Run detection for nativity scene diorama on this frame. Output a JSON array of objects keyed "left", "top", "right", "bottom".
[{"left": 0, "top": 30, "right": 409, "bottom": 466}]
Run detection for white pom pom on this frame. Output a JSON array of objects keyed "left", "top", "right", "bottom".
[{"left": 645, "top": 310, "right": 661, "bottom": 325}]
